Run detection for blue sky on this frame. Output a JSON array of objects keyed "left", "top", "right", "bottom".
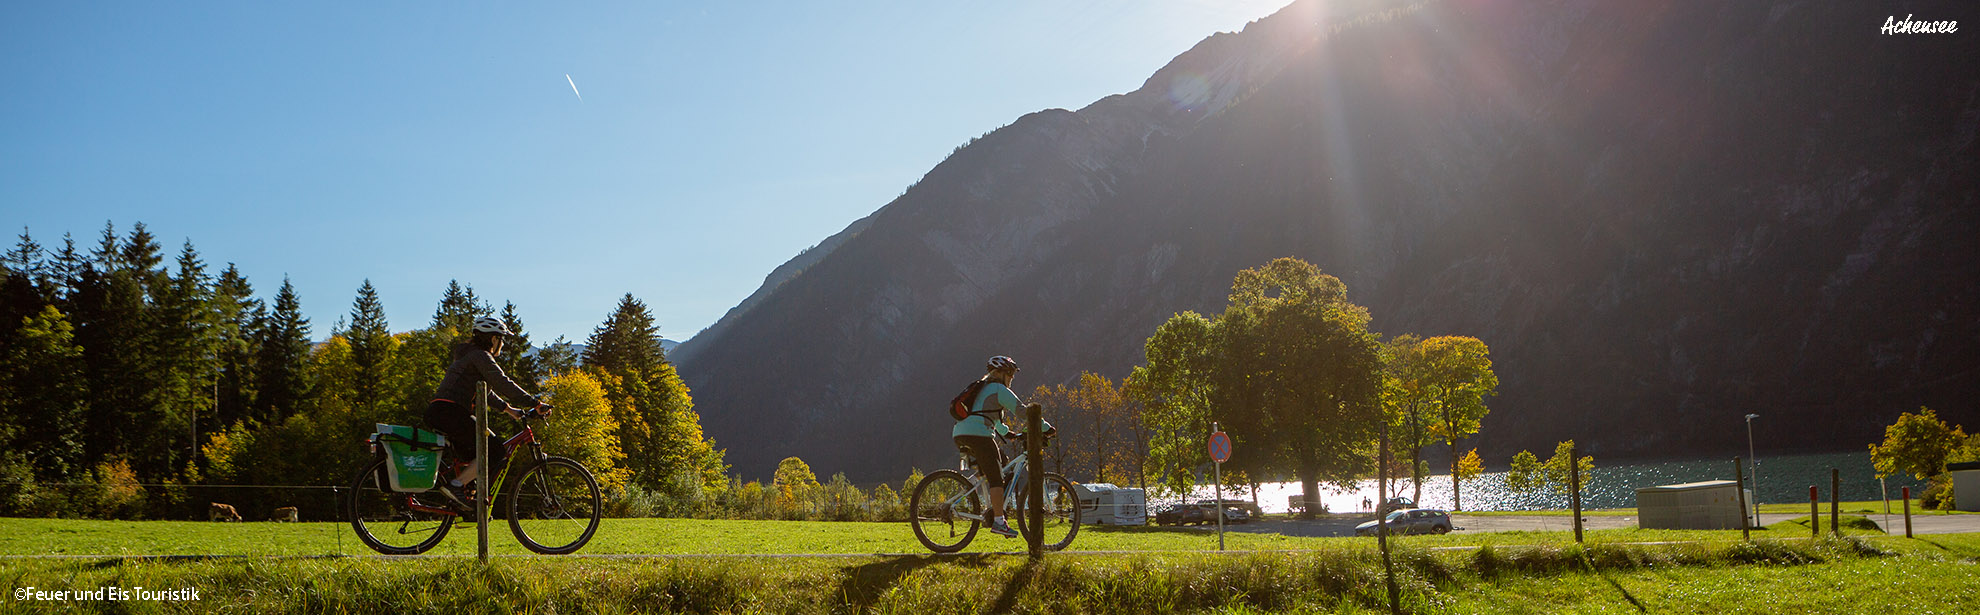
[{"left": 2, "top": 1, "right": 1289, "bottom": 344}]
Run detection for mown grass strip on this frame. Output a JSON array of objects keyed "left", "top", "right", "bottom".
[{"left": 3, "top": 536, "right": 1972, "bottom": 614}]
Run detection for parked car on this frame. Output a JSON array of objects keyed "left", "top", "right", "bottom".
[
  {"left": 1376, "top": 497, "right": 1417, "bottom": 515},
  {"left": 1355, "top": 508, "right": 1454, "bottom": 536},
  {"left": 1154, "top": 504, "right": 1207, "bottom": 526},
  {"left": 1216, "top": 506, "right": 1252, "bottom": 524}
]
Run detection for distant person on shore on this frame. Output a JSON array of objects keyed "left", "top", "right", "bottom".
[
  {"left": 951, "top": 355, "right": 1051, "bottom": 538},
  {"left": 425, "top": 317, "right": 552, "bottom": 506},
  {"left": 1363, "top": 497, "right": 1372, "bottom": 512}
]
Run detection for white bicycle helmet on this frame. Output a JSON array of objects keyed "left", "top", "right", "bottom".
[
  {"left": 471, "top": 316, "right": 512, "bottom": 337},
  {"left": 986, "top": 355, "right": 1019, "bottom": 373}
]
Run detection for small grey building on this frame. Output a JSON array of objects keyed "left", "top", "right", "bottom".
[
  {"left": 1636, "top": 480, "right": 1754, "bottom": 530},
  {"left": 1949, "top": 461, "right": 1980, "bottom": 512}
]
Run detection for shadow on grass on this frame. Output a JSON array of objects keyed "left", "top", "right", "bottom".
[
  {"left": 838, "top": 554, "right": 996, "bottom": 612},
  {"left": 983, "top": 558, "right": 1042, "bottom": 615}
]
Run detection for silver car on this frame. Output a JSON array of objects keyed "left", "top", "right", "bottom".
[{"left": 1355, "top": 508, "right": 1454, "bottom": 536}]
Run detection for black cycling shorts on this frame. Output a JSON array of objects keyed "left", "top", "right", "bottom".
[
  {"left": 953, "top": 435, "right": 1005, "bottom": 489},
  {"left": 424, "top": 400, "right": 505, "bottom": 468}
]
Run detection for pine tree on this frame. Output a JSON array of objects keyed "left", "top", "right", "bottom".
[
  {"left": 583, "top": 294, "right": 664, "bottom": 376},
  {"left": 49, "top": 234, "right": 84, "bottom": 300},
  {"left": 496, "top": 301, "right": 542, "bottom": 391},
  {"left": 1, "top": 229, "right": 52, "bottom": 345},
  {"left": 430, "top": 280, "right": 489, "bottom": 335},
  {"left": 582, "top": 294, "right": 725, "bottom": 493},
  {"left": 252, "top": 278, "right": 312, "bottom": 423},
  {"left": 212, "top": 265, "right": 259, "bottom": 428},
  {"left": 347, "top": 280, "right": 393, "bottom": 405},
  {"left": 156, "top": 240, "right": 218, "bottom": 479}
]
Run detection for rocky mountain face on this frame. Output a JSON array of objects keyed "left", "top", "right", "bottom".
[{"left": 674, "top": 0, "right": 1980, "bottom": 482}]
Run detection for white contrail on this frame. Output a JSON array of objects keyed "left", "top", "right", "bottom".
[{"left": 566, "top": 74, "right": 582, "bottom": 102}]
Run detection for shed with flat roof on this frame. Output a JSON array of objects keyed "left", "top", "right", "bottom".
[
  {"left": 1635, "top": 480, "right": 1753, "bottom": 530},
  {"left": 1948, "top": 461, "right": 1980, "bottom": 512}
]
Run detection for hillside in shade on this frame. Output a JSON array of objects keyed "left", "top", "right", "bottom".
[{"left": 673, "top": 0, "right": 1980, "bottom": 482}]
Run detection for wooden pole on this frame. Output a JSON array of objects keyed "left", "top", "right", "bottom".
[
  {"left": 475, "top": 381, "right": 489, "bottom": 564},
  {"left": 1902, "top": 486, "right": 1912, "bottom": 538},
  {"left": 1830, "top": 468, "right": 1840, "bottom": 537},
  {"left": 1734, "top": 457, "right": 1750, "bottom": 540},
  {"left": 1809, "top": 485, "right": 1819, "bottom": 538},
  {"left": 1378, "top": 419, "right": 1400, "bottom": 615},
  {"left": 1025, "top": 403, "right": 1043, "bottom": 559},
  {"left": 1569, "top": 443, "right": 1583, "bottom": 544}
]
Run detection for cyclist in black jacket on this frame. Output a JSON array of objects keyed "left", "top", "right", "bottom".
[{"left": 426, "top": 316, "right": 551, "bottom": 503}]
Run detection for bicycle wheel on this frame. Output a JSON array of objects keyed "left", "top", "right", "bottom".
[
  {"left": 347, "top": 457, "right": 455, "bottom": 555},
  {"left": 506, "top": 456, "right": 602, "bottom": 555},
  {"left": 910, "top": 469, "right": 981, "bottom": 553},
  {"left": 1012, "top": 473, "right": 1081, "bottom": 551}
]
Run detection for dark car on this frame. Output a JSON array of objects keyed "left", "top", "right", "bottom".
[
  {"left": 1154, "top": 504, "right": 1207, "bottom": 526},
  {"left": 1355, "top": 508, "right": 1454, "bottom": 536},
  {"left": 1376, "top": 497, "right": 1417, "bottom": 515}
]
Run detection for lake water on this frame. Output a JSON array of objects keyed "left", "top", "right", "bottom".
[{"left": 1186, "top": 452, "right": 1927, "bottom": 513}]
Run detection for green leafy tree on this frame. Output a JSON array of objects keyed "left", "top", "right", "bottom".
[
  {"left": 539, "top": 371, "right": 630, "bottom": 493},
  {"left": 1380, "top": 334, "right": 1440, "bottom": 504},
  {"left": 0, "top": 306, "right": 89, "bottom": 479},
  {"left": 1506, "top": 450, "right": 1541, "bottom": 495},
  {"left": 1454, "top": 448, "right": 1484, "bottom": 510},
  {"left": 1542, "top": 440, "right": 1595, "bottom": 497},
  {"left": 1217, "top": 258, "right": 1383, "bottom": 514},
  {"left": 1869, "top": 407, "right": 1967, "bottom": 481},
  {"left": 772, "top": 456, "right": 819, "bottom": 519},
  {"left": 1420, "top": 336, "right": 1496, "bottom": 510},
  {"left": 1128, "top": 311, "right": 1218, "bottom": 498}
]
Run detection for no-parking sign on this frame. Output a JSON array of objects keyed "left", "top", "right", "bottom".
[{"left": 1208, "top": 431, "right": 1231, "bottom": 464}]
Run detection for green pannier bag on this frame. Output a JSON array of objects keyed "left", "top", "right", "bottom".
[{"left": 373, "top": 423, "right": 449, "bottom": 492}]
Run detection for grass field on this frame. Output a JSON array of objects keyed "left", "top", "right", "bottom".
[
  {"left": 0, "top": 516, "right": 1913, "bottom": 558},
  {"left": 1, "top": 534, "right": 1974, "bottom": 614}
]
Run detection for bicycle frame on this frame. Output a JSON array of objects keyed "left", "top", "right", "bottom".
[
  {"left": 402, "top": 416, "right": 548, "bottom": 518},
  {"left": 944, "top": 440, "right": 1032, "bottom": 523}
]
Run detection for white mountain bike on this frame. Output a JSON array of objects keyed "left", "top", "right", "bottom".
[{"left": 909, "top": 430, "right": 1081, "bottom": 553}]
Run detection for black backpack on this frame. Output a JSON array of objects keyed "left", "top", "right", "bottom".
[{"left": 949, "top": 380, "right": 990, "bottom": 421}]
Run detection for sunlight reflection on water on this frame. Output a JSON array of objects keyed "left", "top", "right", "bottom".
[{"left": 1175, "top": 452, "right": 1927, "bottom": 513}]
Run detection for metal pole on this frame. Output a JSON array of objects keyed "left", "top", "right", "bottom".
[
  {"left": 1569, "top": 442, "right": 1583, "bottom": 544},
  {"left": 1213, "top": 422, "right": 1225, "bottom": 551},
  {"left": 1025, "top": 403, "right": 1043, "bottom": 559},
  {"left": 1734, "top": 457, "right": 1750, "bottom": 540},
  {"left": 476, "top": 381, "right": 489, "bottom": 563},
  {"left": 1745, "top": 414, "right": 1759, "bottom": 522}
]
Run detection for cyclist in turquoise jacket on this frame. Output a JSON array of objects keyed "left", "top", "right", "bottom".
[{"left": 952, "top": 355, "right": 1040, "bottom": 538}]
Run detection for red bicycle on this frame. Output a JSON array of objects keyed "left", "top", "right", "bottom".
[{"left": 347, "top": 406, "right": 601, "bottom": 555}]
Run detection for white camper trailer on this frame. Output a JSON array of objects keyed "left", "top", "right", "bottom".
[{"left": 1076, "top": 483, "right": 1147, "bottom": 525}]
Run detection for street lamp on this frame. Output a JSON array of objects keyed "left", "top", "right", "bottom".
[{"left": 1745, "top": 414, "right": 1760, "bottom": 522}]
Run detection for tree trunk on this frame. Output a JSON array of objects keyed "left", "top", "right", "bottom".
[
  {"left": 1299, "top": 460, "right": 1321, "bottom": 519},
  {"left": 1410, "top": 402, "right": 1424, "bottom": 505},
  {"left": 1451, "top": 437, "right": 1461, "bottom": 511}
]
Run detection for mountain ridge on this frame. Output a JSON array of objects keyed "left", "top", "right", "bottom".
[{"left": 677, "top": 0, "right": 1979, "bottom": 481}]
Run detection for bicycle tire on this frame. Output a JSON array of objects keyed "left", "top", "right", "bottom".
[
  {"left": 347, "top": 457, "right": 455, "bottom": 555},
  {"left": 1012, "top": 472, "right": 1081, "bottom": 551},
  {"left": 910, "top": 469, "right": 982, "bottom": 553},
  {"left": 505, "top": 456, "right": 603, "bottom": 555}
]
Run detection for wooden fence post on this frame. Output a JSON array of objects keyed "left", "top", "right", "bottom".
[{"left": 1025, "top": 403, "right": 1043, "bottom": 559}]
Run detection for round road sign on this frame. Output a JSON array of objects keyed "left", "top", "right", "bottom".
[{"left": 1209, "top": 431, "right": 1232, "bottom": 463}]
